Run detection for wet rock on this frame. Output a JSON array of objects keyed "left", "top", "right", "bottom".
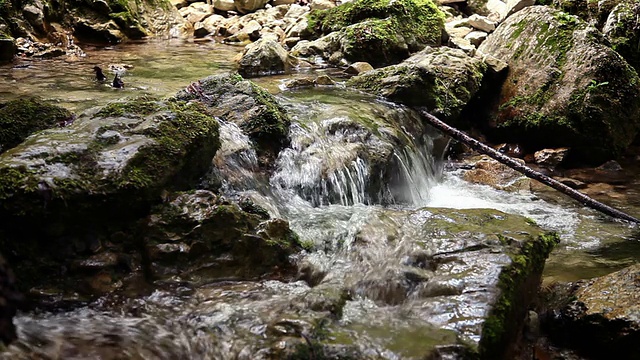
[
  {"left": 0, "top": 95, "right": 220, "bottom": 296},
  {"left": 317, "top": 207, "right": 560, "bottom": 358},
  {"left": 237, "top": 37, "right": 293, "bottom": 77},
  {"left": 534, "top": 147, "right": 570, "bottom": 167},
  {"left": 174, "top": 73, "right": 291, "bottom": 166},
  {"left": 282, "top": 77, "right": 316, "bottom": 89},
  {"left": 145, "top": 190, "right": 302, "bottom": 281},
  {"left": 303, "top": 0, "right": 445, "bottom": 66},
  {"left": 347, "top": 46, "right": 486, "bottom": 123},
  {"left": 478, "top": 6, "right": 640, "bottom": 164},
  {"left": 544, "top": 264, "right": 640, "bottom": 359},
  {"left": 314, "top": 74, "right": 334, "bottom": 85},
  {"left": 0, "top": 97, "right": 73, "bottom": 153}
]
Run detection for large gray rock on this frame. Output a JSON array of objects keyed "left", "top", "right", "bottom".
[
  {"left": 347, "top": 46, "right": 487, "bottom": 123},
  {"left": 478, "top": 5, "right": 640, "bottom": 163},
  {"left": 237, "top": 37, "right": 293, "bottom": 77}
]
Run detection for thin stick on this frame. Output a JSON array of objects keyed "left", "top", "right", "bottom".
[{"left": 415, "top": 107, "right": 640, "bottom": 225}]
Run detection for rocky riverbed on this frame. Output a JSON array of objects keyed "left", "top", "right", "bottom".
[{"left": 0, "top": 0, "right": 639, "bottom": 359}]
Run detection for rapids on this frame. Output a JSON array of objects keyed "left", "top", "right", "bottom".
[{"left": 1, "top": 39, "right": 638, "bottom": 359}]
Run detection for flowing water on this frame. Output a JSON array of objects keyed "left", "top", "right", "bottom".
[{"left": 1, "top": 39, "right": 639, "bottom": 358}]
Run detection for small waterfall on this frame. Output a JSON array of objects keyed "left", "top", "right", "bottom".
[
  {"left": 206, "top": 120, "right": 261, "bottom": 192},
  {"left": 271, "top": 104, "right": 444, "bottom": 208},
  {"left": 270, "top": 121, "right": 379, "bottom": 207}
]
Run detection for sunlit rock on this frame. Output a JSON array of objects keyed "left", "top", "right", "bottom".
[
  {"left": 478, "top": 6, "right": 640, "bottom": 164},
  {"left": 347, "top": 46, "right": 487, "bottom": 123},
  {"left": 303, "top": 0, "right": 445, "bottom": 66}
]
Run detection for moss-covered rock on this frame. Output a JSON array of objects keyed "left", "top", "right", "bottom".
[
  {"left": 0, "top": 97, "right": 73, "bottom": 153},
  {"left": 174, "top": 73, "right": 291, "bottom": 167},
  {"left": 0, "top": 95, "right": 220, "bottom": 296},
  {"left": 478, "top": 6, "right": 640, "bottom": 164},
  {"left": 0, "top": 0, "right": 184, "bottom": 45},
  {"left": 0, "top": 36, "right": 15, "bottom": 62},
  {"left": 145, "top": 190, "right": 302, "bottom": 282},
  {"left": 347, "top": 46, "right": 487, "bottom": 124},
  {"left": 303, "top": 0, "right": 445, "bottom": 66},
  {"left": 602, "top": 1, "right": 640, "bottom": 73}
]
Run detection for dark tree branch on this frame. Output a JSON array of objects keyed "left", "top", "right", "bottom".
[{"left": 415, "top": 107, "right": 640, "bottom": 225}]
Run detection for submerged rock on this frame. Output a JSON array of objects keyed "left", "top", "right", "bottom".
[
  {"left": 0, "top": 97, "right": 73, "bottom": 154},
  {"left": 0, "top": 95, "right": 220, "bottom": 297},
  {"left": 301, "top": 0, "right": 445, "bottom": 66},
  {"left": 174, "top": 73, "right": 291, "bottom": 166},
  {"left": 347, "top": 46, "right": 487, "bottom": 123},
  {"left": 478, "top": 6, "right": 640, "bottom": 164}
]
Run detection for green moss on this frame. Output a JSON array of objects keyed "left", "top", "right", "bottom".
[
  {"left": 243, "top": 81, "right": 291, "bottom": 156},
  {"left": 116, "top": 99, "right": 219, "bottom": 192},
  {"left": 95, "top": 95, "right": 160, "bottom": 118},
  {"left": 307, "top": 0, "right": 444, "bottom": 65},
  {"left": 479, "top": 232, "right": 560, "bottom": 359},
  {"left": 0, "top": 97, "right": 72, "bottom": 153}
]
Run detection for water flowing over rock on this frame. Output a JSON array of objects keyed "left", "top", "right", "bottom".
[
  {"left": 174, "top": 73, "right": 291, "bottom": 167},
  {"left": 145, "top": 190, "right": 302, "bottom": 283},
  {"left": 300, "top": 0, "right": 445, "bottom": 66},
  {"left": 347, "top": 46, "right": 487, "bottom": 123},
  {"left": 0, "top": 95, "right": 220, "bottom": 297},
  {"left": 478, "top": 5, "right": 640, "bottom": 164},
  {"left": 271, "top": 89, "right": 442, "bottom": 207}
]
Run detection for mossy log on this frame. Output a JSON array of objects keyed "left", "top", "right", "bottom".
[{"left": 415, "top": 107, "right": 640, "bottom": 225}]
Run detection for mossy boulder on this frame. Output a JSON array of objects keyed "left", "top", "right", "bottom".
[
  {"left": 174, "top": 73, "right": 291, "bottom": 166},
  {"left": 302, "top": 0, "right": 445, "bottom": 66},
  {"left": 145, "top": 190, "right": 302, "bottom": 282},
  {"left": 602, "top": 1, "right": 640, "bottom": 73},
  {"left": 0, "top": 95, "right": 220, "bottom": 296},
  {"left": 0, "top": 97, "right": 73, "bottom": 153},
  {"left": 478, "top": 6, "right": 640, "bottom": 164},
  {"left": 347, "top": 46, "right": 487, "bottom": 123},
  {"left": 1, "top": 0, "right": 185, "bottom": 45}
]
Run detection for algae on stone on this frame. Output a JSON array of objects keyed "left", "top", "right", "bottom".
[
  {"left": 305, "top": 0, "right": 445, "bottom": 66},
  {"left": 478, "top": 6, "right": 640, "bottom": 163},
  {"left": 0, "top": 97, "right": 72, "bottom": 153}
]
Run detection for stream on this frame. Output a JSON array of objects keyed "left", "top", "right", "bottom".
[{"left": 1, "top": 38, "right": 639, "bottom": 358}]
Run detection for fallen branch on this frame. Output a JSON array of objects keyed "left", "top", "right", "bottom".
[{"left": 415, "top": 107, "right": 640, "bottom": 225}]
